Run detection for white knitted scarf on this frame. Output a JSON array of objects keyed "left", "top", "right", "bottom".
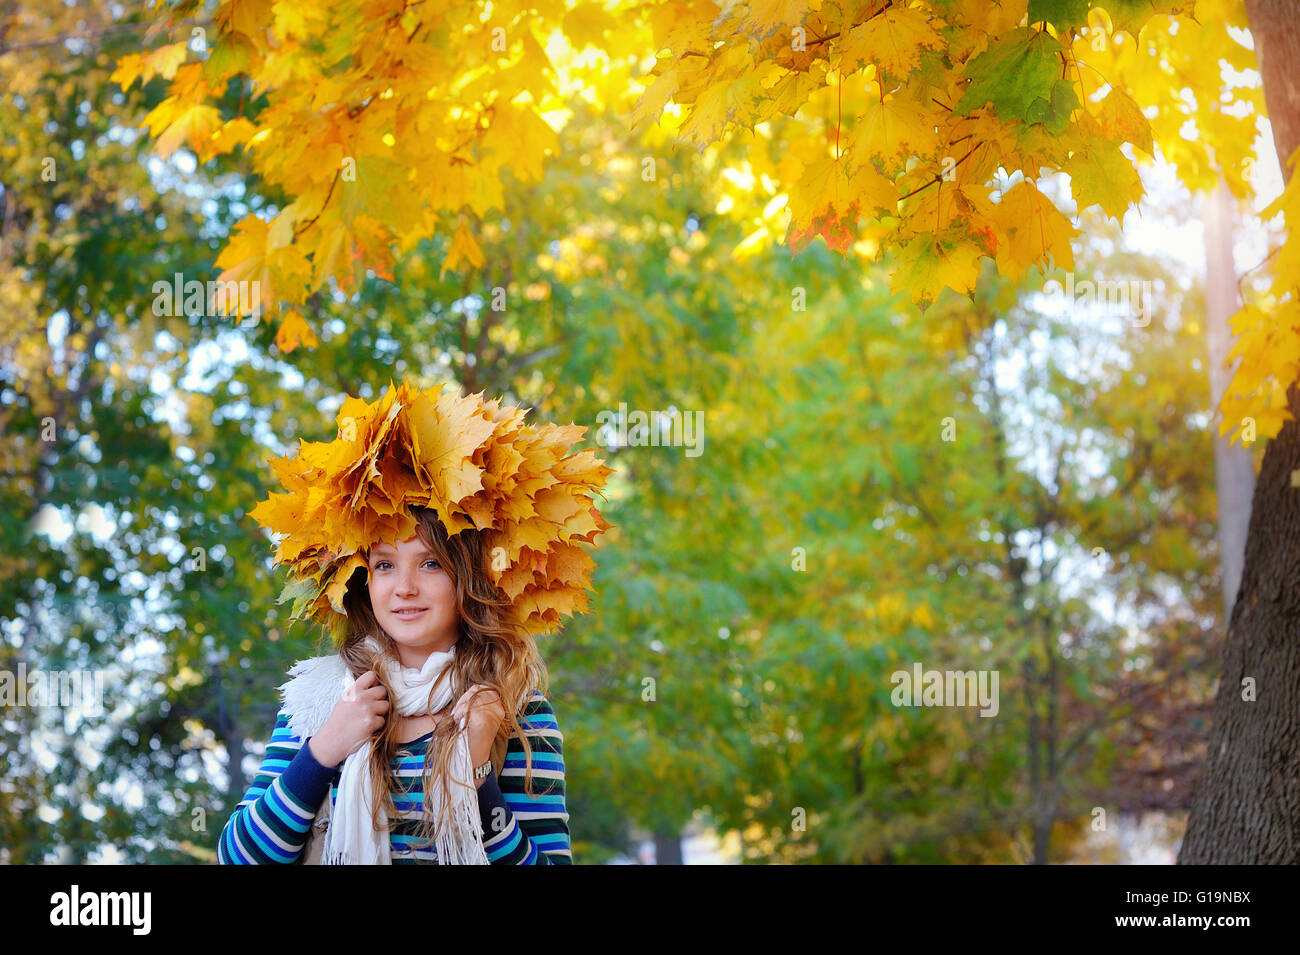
[{"left": 278, "top": 635, "right": 489, "bottom": 865}]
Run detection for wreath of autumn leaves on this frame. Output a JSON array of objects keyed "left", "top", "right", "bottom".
[{"left": 250, "top": 378, "right": 613, "bottom": 642}]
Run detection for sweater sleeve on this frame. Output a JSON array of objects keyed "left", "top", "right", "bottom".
[
  {"left": 216, "top": 709, "right": 338, "bottom": 865},
  {"left": 478, "top": 691, "right": 573, "bottom": 865}
]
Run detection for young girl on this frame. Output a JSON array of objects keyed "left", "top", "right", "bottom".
[{"left": 218, "top": 379, "right": 609, "bottom": 865}]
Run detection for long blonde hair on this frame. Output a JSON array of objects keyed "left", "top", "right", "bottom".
[{"left": 334, "top": 505, "right": 548, "bottom": 857}]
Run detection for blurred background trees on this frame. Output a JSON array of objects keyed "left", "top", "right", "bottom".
[{"left": 0, "top": 0, "right": 1265, "bottom": 863}]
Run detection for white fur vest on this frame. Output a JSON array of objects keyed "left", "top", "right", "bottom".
[{"left": 277, "top": 654, "right": 351, "bottom": 742}]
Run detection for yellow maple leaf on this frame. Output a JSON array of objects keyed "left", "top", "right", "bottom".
[
  {"left": 112, "top": 41, "right": 190, "bottom": 90},
  {"left": 440, "top": 220, "right": 485, "bottom": 278},
  {"left": 839, "top": 5, "right": 944, "bottom": 78},
  {"left": 205, "top": 117, "right": 259, "bottom": 156},
  {"left": 511, "top": 516, "right": 566, "bottom": 559},
  {"left": 324, "top": 553, "right": 366, "bottom": 613},
  {"left": 552, "top": 447, "right": 615, "bottom": 485},
  {"left": 545, "top": 542, "right": 596, "bottom": 586},
  {"left": 212, "top": 214, "right": 273, "bottom": 316},
  {"left": 631, "top": 62, "right": 681, "bottom": 133},
  {"left": 482, "top": 103, "right": 559, "bottom": 183},
  {"left": 153, "top": 103, "right": 222, "bottom": 159},
  {"left": 758, "top": 60, "right": 829, "bottom": 123},
  {"left": 274, "top": 309, "right": 317, "bottom": 354},
  {"left": 787, "top": 155, "right": 892, "bottom": 254},
  {"left": 735, "top": 0, "right": 815, "bottom": 40},
  {"left": 110, "top": 53, "right": 147, "bottom": 91},
  {"left": 533, "top": 485, "right": 590, "bottom": 525},
  {"left": 677, "top": 46, "right": 763, "bottom": 152},
  {"left": 851, "top": 91, "right": 942, "bottom": 168},
  {"left": 147, "top": 41, "right": 191, "bottom": 82},
  {"left": 310, "top": 221, "right": 350, "bottom": 290},
  {"left": 899, "top": 182, "right": 982, "bottom": 244},
  {"left": 1094, "top": 87, "right": 1154, "bottom": 156},
  {"left": 407, "top": 387, "right": 497, "bottom": 506},
  {"left": 1219, "top": 300, "right": 1300, "bottom": 444},
  {"left": 990, "top": 180, "right": 1076, "bottom": 276},
  {"left": 1063, "top": 137, "right": 1144, "bottom": 222},
  {"left": 217, "top": 0, "right": 275, "bottom": 38},
  {"left": 890, "top": 230, "right": 986, "bottom": 310}
]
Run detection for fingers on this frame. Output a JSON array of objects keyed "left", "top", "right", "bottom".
[
  {"left": 454, "top": 684, "right": 504, "bottom": 725},
  {"left": 348, "top": 669, "right": 390, "bottom": 723},
  {"left": 354, "top": 669, "right": 388, "bottom": 700},
  {"left": 473, "top": 686, "right": 503, "bottom": 712},
  {"left": 463, "top": 683, "right": 499, "bottom": 702},
  {"left": 455, "top": 684, "right": 486, "bottom": 713}
]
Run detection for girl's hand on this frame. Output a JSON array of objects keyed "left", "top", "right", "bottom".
[
  {"left": 308, "top": 669, "right": 389, "bottom": 768},
  {"left": 453, "top": 684, "right": 506, "bottom": 770}
]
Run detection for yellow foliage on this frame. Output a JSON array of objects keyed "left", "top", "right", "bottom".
[{"left": 114, "top": 0, "right": 1295, "bottom": 442}]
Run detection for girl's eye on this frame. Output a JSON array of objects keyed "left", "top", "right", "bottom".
[{"left": 373, "top": 560, "right": 438, "bottom": 570}]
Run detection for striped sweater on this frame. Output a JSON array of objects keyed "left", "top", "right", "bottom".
[{"left": 217, "top": 689, "right": 571, "bottom": 865}]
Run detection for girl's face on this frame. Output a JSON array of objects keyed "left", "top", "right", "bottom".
[{"left": 366, "top": 535, "right": 460, "bottom": 669}]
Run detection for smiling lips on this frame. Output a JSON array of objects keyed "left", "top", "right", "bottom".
[{"left": 393, "top": 607, "right": 427, "bottom": 618}]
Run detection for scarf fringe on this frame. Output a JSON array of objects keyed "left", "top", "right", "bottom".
[{"left": 434, "top": 768, "right": 491, "bottom": 865}]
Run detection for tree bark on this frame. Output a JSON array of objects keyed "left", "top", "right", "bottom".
[
  {"left": 654, "top": 827, "right": 684, "bottom": 865},
  {"left": 1180, "top": 0, "right": 1300, "bottom": 864},
  {"left": 1179, "top": 380, "right": 1300, "bottom": 862},
  {"left": 1245, "top": 1, "right": 1300, "bottom": 182}
]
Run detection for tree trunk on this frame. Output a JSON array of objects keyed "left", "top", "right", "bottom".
[
  {"left": 212, "top": 663, "right": 247, "bottom": 812},
  {"left": 654, "top": 827, "right": 683, "bottom": 865},
  {"left": 1244, "top": 1, "right": 1300, "bottom": 181},
  {"left": 1179, "top": 382, "right": 1300, "bottom": 862},
  {"left": 1203, "top": 180, "right": 1254, "bottom": 620},
  {"left": 1179, "top": 0, "right": 1300, "bottom": 864}
]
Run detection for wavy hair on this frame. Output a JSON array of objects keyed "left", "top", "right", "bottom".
[{"left": 334, "top": 505, "right": 548, "bottom": 859}]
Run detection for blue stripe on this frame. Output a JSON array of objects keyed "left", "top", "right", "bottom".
[
  {"left": 520, "top": 717, "right": 559, "bottom": 730},
  {"left": 503, "top": 753, "right": 564, "bottom": 769},
  {"left": 264, "top": 776, "right": 311, "bottom": 825},
  {"left": 240, "top": 805, "right": 290, "bottom": 861},
  {"left": 486, "top": 821, "right": 523, "bottom": 860},
  {"left": 219, "top": 829, "right": 250, "bottom": 865},
  {"left": 224, "top": 828, "right": 254, "bottom": 865},
  {"left": 507, "top": 793, "right": 567, "bottom": 809}
]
